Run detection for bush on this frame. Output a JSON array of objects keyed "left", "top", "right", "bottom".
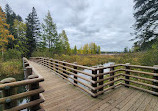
[
  {"left": 140, "top": 43, "right": 158, "bottom": 66},
  {"left": 0, "top": 59, "right": 23, "bottom": 75},
  {"left": 140, "top": 49, "right": 158, "bottom": 66},
  {"left": 3, "top": 49, "right": 22, "bottom": 61}
]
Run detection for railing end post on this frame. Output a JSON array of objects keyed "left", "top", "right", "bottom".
[
  {"left": 73, "top": 62, "right": 78, "bottom": 85},
  {"left": 153, "top": 65, "right": 158, "bottom": 95},
  {"left": 110, "top": 64, "right": 115, "bottom": 88},
  {"left": 124, "top": 63, "right": 130, "bottom": 88},
  {"left": 98, "top": 65, "right": 104, "bottom": 95},
  {"left": 1, "top": 77, "right": 17, "bottom": 110},
  {"left": 91, "top": 66, "right": 98, "bottom": 98}
]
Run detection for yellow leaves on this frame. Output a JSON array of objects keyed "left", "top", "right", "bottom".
[
  {"left": 8, "top": 35, "right": 14, "bottom": 40},
  {"left": 4, "top": 29, "right": 9, "bottom": 33},
  {"left": 0, "top": 6, "right": 14, "bottom": 50}
]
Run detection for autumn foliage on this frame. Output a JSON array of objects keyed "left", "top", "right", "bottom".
[{"left": 0, "top": 6, "right": 14, "bottom": 55}]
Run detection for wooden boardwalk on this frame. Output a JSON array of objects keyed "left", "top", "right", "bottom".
[{"left": 29, "top": 61, "right": 158, "bottom": 111}]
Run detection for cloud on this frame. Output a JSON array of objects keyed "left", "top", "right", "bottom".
[{"left": 0, "top": 0, "right": 135, "bottom": 51}]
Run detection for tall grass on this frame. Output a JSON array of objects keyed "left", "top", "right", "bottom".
[
  {"left": 52, "top": 53, "right": 143, "bottom": 66},
  {"left": 32, "top": 51, "right": 147, "bottom": 66},
  {"left": 0, "top": 59, "right": 23, "bottom": 76}
]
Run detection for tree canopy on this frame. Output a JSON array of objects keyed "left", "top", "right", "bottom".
[
  {"left": 133, "top": 0, "right": 158, "bottom": 51},
  {"left": 0, "top": 6, "right": 14, "bottom": 56}
]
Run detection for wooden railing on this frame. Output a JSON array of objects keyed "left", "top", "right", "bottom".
[
  {"left": 31, "top": 57, "right": 158, "bottom": 98},
  {"left": 0, "top": 58, "right": 45, "bottom": 111}
]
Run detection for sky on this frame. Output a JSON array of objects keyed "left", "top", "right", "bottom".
[{"left": 0, "top": 0, "right": 135, "bottom": 51}]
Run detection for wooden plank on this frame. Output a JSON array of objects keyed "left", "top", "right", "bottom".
[
  {"left": 83, "top": 87, "right": 127, "bottom": 111},
  {"left": 115, "top": 88, "right": 141, "bottom": 110},
  {"left": 127, "top": 93, "right": 148, "bottom": 111},
  {"left": 119, "top": 90, "right": 143, "bottom": 111},
  {"left": 101, "top": 87, "right": 135, "bottom": 111},
  {"left": 136, "top": 94, "right": 152, "bottom": 111},
  {"left": 152, "top": 98, "right": 158, "bottom": 111},
  {"left": 144, "top": 95, "right": 158, "bottom": 111}
]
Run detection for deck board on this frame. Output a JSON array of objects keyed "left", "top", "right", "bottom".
[{"left": 29, "top": 61, "right": 158, "bottom": 111}]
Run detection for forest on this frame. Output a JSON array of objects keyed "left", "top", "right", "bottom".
[{"left": 0, "top": 0, "right": 158, "bottom": 76}]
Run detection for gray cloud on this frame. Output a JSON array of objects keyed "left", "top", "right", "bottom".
[{"left": 0, "top": 0, "right": 135, "bottom": 51}]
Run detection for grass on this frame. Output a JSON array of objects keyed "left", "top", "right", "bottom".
[
  {"left": 0, "top": 59, "right": 23, "bottom": 76},
  {"left": 52, "top": 53, "right": 143, "bottom": 66}
]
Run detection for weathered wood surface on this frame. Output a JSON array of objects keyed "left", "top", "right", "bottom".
[{"left": 29, "top": 61, "right": 158, "bottom": 111}]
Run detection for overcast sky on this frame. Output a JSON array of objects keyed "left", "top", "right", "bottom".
[{"left": 0, "top": 0, "right": 135, "bottom": 51}]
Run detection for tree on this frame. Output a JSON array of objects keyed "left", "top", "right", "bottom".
[
  {"left": 0, "top": 6, "right": 14, "bottom": 56},
  {"left": 59, "top": 30, "right": 71, "bottom": 54},
  {"left": 41, "top": 11, "right": 58, "bottom": 52},
  {"left": 97, "top": 46, "right": 101, "bottom": 54},
  {"left": 13, "top": 19, "right": 28, "bottom": 56},
  {"left": 83, "top": 43, "right": 88, "bottom": 54},
  {"left": 124, "top": 47, "right": 128, "bottom": 53},
  {"left": 5, "top": 4, "right": 22, "bottom": 49},
  {"left": 25, "top": 7, "right": 40, "bottom": 57},
  {"left": 73, "top": 45, "right": 77, "bottom": 54},
  {"left": 89, "top": 43, "right": 97, "bottom": 54},
  {"left": 74, "top": 43, "right": 101, "bottom": 55},
  {"left": 133, "top": 0, "right": 158, "bottom": 51}
]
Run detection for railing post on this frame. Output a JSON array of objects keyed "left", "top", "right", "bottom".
[
  {"left": 1, "top": 78, "right": 17, "bottom": 110},
  {"left": 125, "top": 63, "right": 130, "bottom": 88},
  {"left": 39, "top": 57, "right": 42, "bottom": 64},
  {"left": 47, "top": 58, "right": 50, "bottom": 68},
  {"left": 55, "top": 61, "right": 58, "bottom": 73},
  {"left": 24, "top": 63, "right": 29, "bottom": 68},
  {"left": 42, "top": 57, "right": 44, "bottom": 66},
  {"left": 99, "top": 65, "right": 104, "bottom": 94},
  {"left": 110, "top": 64, "right": 115, "bottom": 88},
  {"left": 73, "top": 62, "right": 77, "bottom": 85},
  {"left": 26, "top": 66, "right": 32, "bottom": 79},
  {"left": 63, "top": 60, "right": 67, "bottom": 78},
  {"left": 153, "top": 65, "right": 158, "bottom": 94},
  {"left": 43, "top": 58, "right": 45, "bottom": 66},
  {"left": 28, "top": 74, "right": 40, "bottom": 111},
  {"left": 50, "top": 59, "right": 53, "bottom": 70},
  {"left": 46, "top": 58, "right": 48, "bottom": 68},
  {"left": 91, "top": 66, "right": 97, "bottom": 98},
  {"left": 23, "top": 58, "right": 26, "bottom": 68}
]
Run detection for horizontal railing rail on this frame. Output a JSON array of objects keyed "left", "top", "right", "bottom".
[
  {"left": 0, "top": 58, "right": 45, "bottom": 111},
  {"left": 30, "top": 57, "right": 158, "bottom": 98}
]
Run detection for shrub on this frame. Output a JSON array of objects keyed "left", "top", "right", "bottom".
[
  {"left": 3, "top": 49, "right": 22, "bottom": 61},
  {"left": 0, "top": 59, "right": 23, "bottom": 76}
]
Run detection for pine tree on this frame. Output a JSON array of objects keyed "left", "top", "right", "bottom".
[
  {"left": 41, "top": 11, "right": 58, "bottom": 52},
  {"left": 59, "top": 30, "right": 71, "bottom": 54},
  {"left": 73, "top": 45, "right": 77, "bottom": 54},
  {"left": 25, "top": 7, "right": 40, "bottom": 57},
  {"left": 133, "top": 0, "right": 158, "bottom": 51},
  {"left": 124, "top": 47, "right": 128, "bottom": 53},
  {"left": 0, "top": 6, "right": 14, "bottom": 56}
]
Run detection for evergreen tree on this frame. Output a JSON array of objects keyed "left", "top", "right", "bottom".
[
  {"left": 41, "top": 11, "right": 58, "bottom": 52},
  {"left": 5, "top": 4, "right": 23, "bottom": 49},
  {"left": 97, "top": 46, "right": 101, "bottom": 54},
  {"left": 59, "top": 30, "right": 71, "bottom": 54},
  {"left": 133, "top": 0, "right": 158, "bottom": 51},
  {"left": 25, "top": 7, "right": 40, "bottom": 57},
  {"left": 124, "top": 47, "right": 128, "bottom": 53},
  {"left": 73, "top": 45, "right": 77, "bottom": 54}
]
